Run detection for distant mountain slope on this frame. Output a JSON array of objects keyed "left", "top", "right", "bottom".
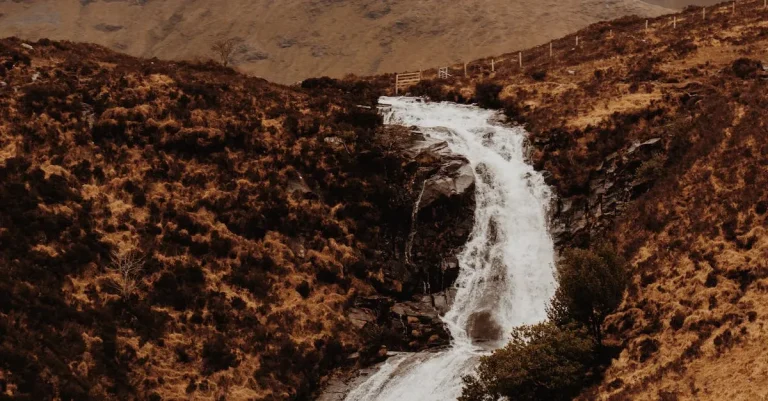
[{"left": 0, "top": 0, "right": 672, "bottom": 83}]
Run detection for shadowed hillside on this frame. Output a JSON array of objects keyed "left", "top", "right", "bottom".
[{"left": 0, "top": 37, "right": 476, "bottom": 400}]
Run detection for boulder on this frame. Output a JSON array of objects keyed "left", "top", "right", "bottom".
[
  {"left": 389, "top": 296, "right": 451, "bottom": 350},
  {"left": 420, "top": 161, "right": 474, "bottom": 210},
  {"left": 348, "top": 308, "right": 377, "bottom": 329},
  {"left": 552, "top": 137, "right": 665, "bottom": 246},
  {"left": 404, "top": 129, "right": 475, "bottom": 211},
  {"left": 467, "top": 311, "right": 503, "bottom": 345}
]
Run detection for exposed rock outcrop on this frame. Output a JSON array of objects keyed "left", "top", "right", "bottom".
[
  {"left": 550, "top": 137, "right": 664, "bottom": 247},
  {"left": 348, "top": 292, "right": 454, "bottom": 354},
  {"left": 344, "top": 127, "right": 474, "bottom": 358},
  {"left": 375, "top": 127, "right": 475, "bottom": 297}
]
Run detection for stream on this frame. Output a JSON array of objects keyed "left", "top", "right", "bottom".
[{"left": 341, "top": 97, "right": 558, "bottom": 401}]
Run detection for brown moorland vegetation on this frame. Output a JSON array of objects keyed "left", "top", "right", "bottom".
[
  {"left": 0, "top": 37, "right": 471, "bottom": 400},
  {"left": 387, "top": 0, "right": 767, "bottom": 399}
]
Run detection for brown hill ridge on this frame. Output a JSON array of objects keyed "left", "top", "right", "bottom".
[{"left": 0, "top": 0, "right": 674, "bottom": 83}]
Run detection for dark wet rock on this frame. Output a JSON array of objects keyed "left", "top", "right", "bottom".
[
  {"left": 348, "top": 308, "right": 377, "bottom": 329},
  {"left": 403, "top": 130, "right": 475, "bottom": 211},
  {"left": 627, "top": 138, "right": 662, "bottom": 155},
  {"left": 390, "top": 295, "right": 451, "bottom": 350},
  {"left": 317, "top": 362, "right": 388, "bottom": 401},
  {"left": 374, "top": 127, "right": 474, "bottom": 297},
  {"left": 552, "top": 137, "right": 663, "bottom": 247},
  {"left": 467, "top": 311, "right": 503, "bottom": 343},
  {"left": 348, "top": 291, "right": 452, "bottom": 354},
  {"left": 420, "top": 161, "right": 474, "bottom": 210},
  {"left": 431, "top": 288, "right": 455, "bottom": 315}
]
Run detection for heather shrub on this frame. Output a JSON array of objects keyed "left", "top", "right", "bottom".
[
  {"left": 548, "top": 244, "right": 629, "bottom": 345},
  {"left": 460, "top": 323, "right": 595, "bottom": 401},
  {"left": 474, "top": 82, "right": 503, "bottom": 109}
]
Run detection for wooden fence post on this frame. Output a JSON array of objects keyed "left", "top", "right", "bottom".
[
  {"left": 549, "top": 42, "right": 553, "bottom": 58},
  {"left": 491, "top": 59, "right": 495, "bottom": 72},
  {"left": 464, "top": 62, "right": 468, "bottom": 77},
  {"left": 518, "top": 52, "right": 522, "bottom": 68},
  {"left": 395, "top": 74, "right": 399, "bottom": 95},
  {"left": 645, "top": 20, "right": 649, "bottom": 33},
  {"left": 576, "top": 36, "right": 579, "bottom": 47},
  {"left": 673, "top": 16, "right": 676, "bottom": 28}
]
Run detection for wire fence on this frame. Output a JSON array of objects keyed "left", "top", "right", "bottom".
[{"left": 392, "top": 0, "right": 766, "bottom": 92}]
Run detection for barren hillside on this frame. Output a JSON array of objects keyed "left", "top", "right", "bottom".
[{"left": 0, "top": 0, "right": 672, "bottom": 84}]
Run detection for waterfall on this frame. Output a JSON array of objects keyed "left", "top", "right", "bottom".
[
  {"left": 344, "top": 97, "right": 557, "bottom": 401},
  {"left": 404, "top": 180, "right": 427, "bottom": 265}
]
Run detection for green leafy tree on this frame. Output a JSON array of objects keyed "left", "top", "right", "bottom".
[
  {"left": 459, "top": 323, "right": 595, "bottom": 401},
  {"left": 547, "top": 244, "right": 629, "bottom": 345}
]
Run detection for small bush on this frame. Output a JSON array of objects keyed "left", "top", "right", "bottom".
[
  {"left": 636, "top": 154, "right": 666, "bottom": 182},
  {"left": 300, "top": 76, "right": 338, "bottom": 90},
  {"left": 474, "top": 82, "right": 503, "bottom": 109},
  {"left": 202, "top": 335, "right": 239, "bottom": 374},
  {"left": 296, "top": 281, "right": 311, "bottom": 298},
  {"left": 547, "top": 244, "right": 629, "bottom": 345},
  {"left": 731, "top": 58, "right": 761, "bottom": 79},
  {"left": 409, "top": 80, "right": 448, "bottom": 101},
  {"left": 530, "top": 70, "right": 547, "bottom": 81},
  {"left": 460, "top": 323, "right": 595, "bottom": 401}
]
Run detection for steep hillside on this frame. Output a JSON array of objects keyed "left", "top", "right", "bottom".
[
  {"left": 0, "top": 37, "right": 477, "bottom": 400},
  {"left": 0, "top": 0, "right": 672, "bottom": 84},
  {"left": 391, "top": 0, "right": 768, "bottom": 399}
]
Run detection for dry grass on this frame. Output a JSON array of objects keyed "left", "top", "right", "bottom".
[{"left": 373, "top": 1, "right": 768, "bottom": 398}]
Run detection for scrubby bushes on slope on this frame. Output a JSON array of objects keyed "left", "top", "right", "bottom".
[
  {"left": 461, "top": 245, "right": 628, "bottom": 401},
  {"left": 460, "top": 323, "right": 595, "bottom": 401},
  {"left": 0, "top": 38, "right": 420, "bottom": 400}
]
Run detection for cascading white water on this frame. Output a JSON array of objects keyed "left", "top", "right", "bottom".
[
  {"left": 404, "top": 180, "right": 427, "bottom": 265},
  {"left": 343, "top": 97, "right": 557, "bottom": 401}
]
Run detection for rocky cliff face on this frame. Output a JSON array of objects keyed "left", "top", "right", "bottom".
[
  {"left": 549, "top": 137, "right": 664, "bottom": 247},
  {"left": 344, "top": 127, "right": 475, "bottom": 359}
]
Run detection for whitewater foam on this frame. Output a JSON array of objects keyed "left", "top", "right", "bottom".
[{"left": 345, "top": 97, "right": 556, "bottom": 401}]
